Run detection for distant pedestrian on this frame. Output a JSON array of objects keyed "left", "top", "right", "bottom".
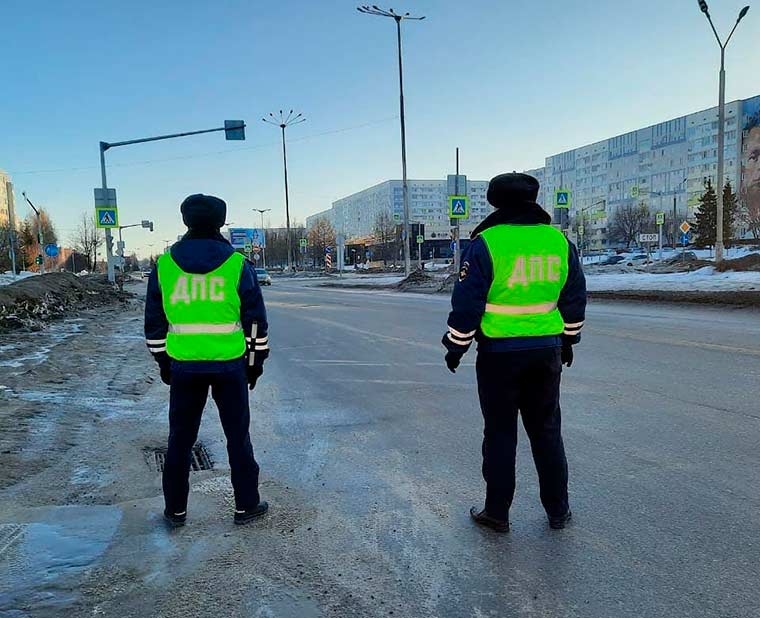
[
  {"left": 144, "top": 194, "right": 270, "bottom": 527},
  {"left": 442, "top": 173, "right": 586, "bottom": 532}
]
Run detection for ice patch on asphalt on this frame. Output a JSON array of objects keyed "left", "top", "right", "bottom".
[{"left": 0, "top": 506, "right": 122, "bottom": 614}]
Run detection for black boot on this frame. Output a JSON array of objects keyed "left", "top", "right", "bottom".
[
  {"left": 548, "top": 510, "right": 572, "bottom": 530},
  {"left": 234, "top": 501, "right": 269, "bottom": 525},
  {"left": 469, "top": 507, "right": 509, "bottom": 533},
  {"left": 163, "top": 509, "right": 187, "bottom": 528}
]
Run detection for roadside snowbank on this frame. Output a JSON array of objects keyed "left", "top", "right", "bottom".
[
  {"left": 586, "top": 267, "right": 760, "bottom": 292},
  {"left": 0, "top": 271, "right": 37, "bottom": 287}
]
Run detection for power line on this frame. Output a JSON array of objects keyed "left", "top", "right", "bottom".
[{"left": 9, "top": 116, "right": 399, "bottom": 176}]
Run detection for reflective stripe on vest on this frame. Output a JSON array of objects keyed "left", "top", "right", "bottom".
[
  {"left": 168, "top": 322, "right": 243, "bottom": 335},
  {"left": 158, "top": 252, "right": 247, "bottom": 361},
  {"left": 484, "top": 302, "right": 557, "bottom": 316},
  {"left": 479, "top": 224, "right": 569, "bottom": 339}
]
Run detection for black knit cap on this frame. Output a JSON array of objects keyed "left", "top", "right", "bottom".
[
  {"left": 180, "top": 194, "right": 227, "bottom": 230},
  {"left": 487, "top": 173, "right": 540, "bottom": 209}
]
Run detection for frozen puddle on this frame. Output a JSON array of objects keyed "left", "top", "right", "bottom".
[{"left": 0, "top": 506, "right": 122, "bottom": 614}]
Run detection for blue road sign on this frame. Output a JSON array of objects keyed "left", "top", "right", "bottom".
[
  {"left": 450, "top": 241, "right": 457, "bottom": 252},
  {"left": 325, "top": 246, "right": 332, "bottom": 254},
  {"left": 555, "top": 190, "right": 571, "bottom": 208},
  {"left": 448, "top": 196, "right": 469, "bottom": 219},
  {"left": 44, "top": 244, "right": 59, "bottom": 257},
  {"left": 680, "top": 233, "right": 690, "bottom": 245},
  {"left": 96, "top": 208, "right": 118, "bottom": 228}
]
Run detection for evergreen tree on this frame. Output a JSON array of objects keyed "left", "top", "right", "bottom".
[
  {"left": 694, "top": 181, "right": 717, "bottom": 248},
  {"left": 722, "top": 182, "right": 738, "bottom": 246}
]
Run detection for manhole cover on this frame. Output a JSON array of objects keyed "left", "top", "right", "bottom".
[{"left": 145, "top": 443, "right": 213, "bottom": 473}]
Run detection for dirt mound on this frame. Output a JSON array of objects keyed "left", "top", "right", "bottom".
[
  {"left": 396, "top": 269, "right": 435, "bottom": 291},
  {"left": 0, "top": 273, "right": 130, "bottom": 331},
  {"left": 715, "top": 253, "right": 760, "bottom": 272}
]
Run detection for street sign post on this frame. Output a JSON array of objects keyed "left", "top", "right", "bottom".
[
  {"left": 416, "top": 234, "right": 424, "bottom": 244},
  {"left": 96, "top": 207, "right": 118, "bottom": 228},
  {"left": 555, "top": 190, "right": 571, "bottom": 209},
  {"left": 638, "top": 233, "right": 659, "bottom": 243},
  {"left": 630, "top": 186, "right": 640, "bottom": 199},
  {"left": 448, "top": 196, "right": 469, "bottom": 219},
  {"left": 299, "top": 238, "right": 308, "bottom": 248},
  {"left": 656, "top": 212, "right": 665, "bottom": 260},
  {"left": 680, "top": 221, "right": 691, "bottom": 235}
]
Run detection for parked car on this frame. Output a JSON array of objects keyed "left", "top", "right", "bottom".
[
  {"left": 255, "top": 268, "right": 272, "bottom": 286},
  {"left": 603, "top": 255, "right": 626, "bottom": 265},
  {"left": 625, "top": 254, "right": 649, "bottom": 266}
]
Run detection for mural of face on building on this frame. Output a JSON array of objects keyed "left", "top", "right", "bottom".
[{"left": 741, "top": 98, "right": 760, "bottom": 220}]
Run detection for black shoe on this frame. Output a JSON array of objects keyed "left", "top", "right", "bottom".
[
  {"left": 163, "top": 509, "right": 187, "bottom": 528},
  {"left": 548, "top": 510, "right": 572, "bottom": 530},
  {"left": 234, "top": 501, "right": 269, "bottom": 525},
  {"left": 469, "top": 507, "right": 509, "bottom": 533}
]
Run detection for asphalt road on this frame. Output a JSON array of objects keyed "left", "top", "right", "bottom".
[{"left": 1, "top": 280, "right": 759, "bottom": 617}]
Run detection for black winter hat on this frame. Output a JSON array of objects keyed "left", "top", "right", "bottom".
[
  {"left": 487, "top": 173, "right": 540, "bottom": 209},
  {"left": 180, "top": 194, "right": 227, "bottom": 230}
]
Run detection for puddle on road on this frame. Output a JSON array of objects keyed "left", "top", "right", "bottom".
[{"left": 0, "top": 505, "right": 122, "bottom": 614}]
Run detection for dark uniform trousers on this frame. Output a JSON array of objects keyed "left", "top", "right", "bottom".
[
  {"left": 476, "top": 347, "right": 569, "bottom": 521},
  {"left": 163, "top": 362, "right": 260, "bottom": 513}
]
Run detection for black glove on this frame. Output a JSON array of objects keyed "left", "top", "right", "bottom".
[
  {"left": 247, "top": 364, "right": 264, "bottom": 391},
  {"left": 561, "top": 344, "right": 574, "bottom": 368},
  {"left": 159, "top": 363, "right": 172, "bottom": 385},
  {"left": 445, "top": 351, "right": 463, "bottom": 373}
]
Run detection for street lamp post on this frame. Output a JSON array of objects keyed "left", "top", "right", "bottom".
[
  {"left": 21, "top": 192, "right": 45, "bottom": 274},
  {"left": 357, "top": 5, "right": 425, "bottom": 278},
  {"left": 697, "top": 1, "right": 750, "bottom": 262},
  {"left": 252, "top": 208, "right": 271, "bottom": 268},
  {"left": 263, "top": 111, "right": 305, "bottom": 274}
]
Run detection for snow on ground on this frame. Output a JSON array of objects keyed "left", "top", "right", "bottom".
[
  {"left": 0, "top": 271, "right": 37, "bottom": 287},
  {"left": 586, "top": 267, "right": 760, "bottom": 292}
]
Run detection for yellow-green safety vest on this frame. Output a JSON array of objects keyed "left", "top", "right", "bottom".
[
  {"left": 479, "top": 224, "right": 569, "bottom": 339},
  {"left": 157, "top": 252, "right": 247, "bottom": 361}
]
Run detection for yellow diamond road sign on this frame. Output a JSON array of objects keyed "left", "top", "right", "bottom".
[{"left": 680, "top": 221, "right": 691, "bottom": 234}]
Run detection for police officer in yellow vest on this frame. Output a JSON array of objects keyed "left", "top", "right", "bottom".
[
  {"left": 144, "top": 194, "right": 270, "bottom": 527},
  {"left": 442, "top": 173, "right": 586, "bottom": 533}
]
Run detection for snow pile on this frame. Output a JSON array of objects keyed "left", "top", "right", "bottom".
[
  {"left": 586, "top": 268, "right": 760, "bottom": 292},
  {"left": 0, "top": 273, "right": 128, "bottom": 331},
  {"left": 0, "top": 271, "right": 37, "bottom": 288}
]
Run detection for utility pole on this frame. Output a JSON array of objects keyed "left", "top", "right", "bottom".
[
  {"left": 252, "top": 208, "right": 271, "bottom": 268},
  {"left": 5, "top": 181, "right": 17, "bottom": 276},
  {"left": 697, "top": 1, "right": 750, "bottom": 262},
  {"left": 263, "top": 111, "right": 305, "bottom": 274},
  {"left": 357, "top": 5, "right": 425, "bottom": 277},
  {"left": 454, "top": 147, "right": 461, "bottom": 272},
  {"left": 21, "top": 192, "right": 45, "bottom": 274}
]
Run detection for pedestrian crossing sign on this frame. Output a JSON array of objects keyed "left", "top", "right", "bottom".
[
  {"left": 449, "top": 196, "right": 469, "bottom": 219},
  {"left": 95, "top": 207, "right": 118, "bottom": 228},
  {"left": 555, "top": 190, "right": 571, "bottom": 209}
]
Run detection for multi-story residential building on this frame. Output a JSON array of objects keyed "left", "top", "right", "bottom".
[
  {"left": 313, "top": 179, "right": 491, "bottom": 244},
  {"left": 0, "top": 170, "right": 16, "bottom": 228},
  {"left": 527, "top": 94, "right": 760, "bottom": 249}
]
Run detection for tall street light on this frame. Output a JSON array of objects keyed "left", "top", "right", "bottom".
[
  {"left": 357, "top": 5, "right": 425, "bottom": 277},
  {"left": 253, "top": 208, "right": 271, "bottom": 268},
  {"left": 263, "top": 111, "right": 305, "bottom": 273},
  {"left": 697, "top": 1, "right": 750, "bottom": 262}
]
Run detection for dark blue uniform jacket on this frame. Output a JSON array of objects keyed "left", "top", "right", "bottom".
[
  {"left": 144, "top": 233, "right": 269, "bottom": 373},
  {"left": 443, "top": 207, "right": 587, "bottom": 355}
]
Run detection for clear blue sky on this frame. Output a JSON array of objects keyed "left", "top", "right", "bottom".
[{"left": 3, "top": 0, "right": 758, "bottom": 257}]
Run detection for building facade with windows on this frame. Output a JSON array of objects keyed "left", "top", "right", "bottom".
[
  {"left": 0, "top": 170, "right": 16, "bottom": 228},
  {"left": 525, "top": 95, "right": 760, "bottom": 249},
  {"left": 316, "top": 179, "right": 492, "bottom": 243}
]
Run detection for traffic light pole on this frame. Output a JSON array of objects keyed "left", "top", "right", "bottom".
[
  {"left": 454, "top": 148, "right": 461, "bottom": 273},
  {"left": 98, "top": 121, "right": 246, "bottom": 282},
  {"left": 22, "top": 192, "right": 45, "bottom": 275}
]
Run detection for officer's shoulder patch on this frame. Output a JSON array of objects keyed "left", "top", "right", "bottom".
[{"left": 459, "top": 260, "right": 470, "bottom": 282}]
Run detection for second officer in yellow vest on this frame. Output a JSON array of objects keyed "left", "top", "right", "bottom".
[
  {"left": 144, "top": 194, "right": 270, "bottom": 527},
  {"left": 442, "top": 173, "right": 586, "bottom": 533}
]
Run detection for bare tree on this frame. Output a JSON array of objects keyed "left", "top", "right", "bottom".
[
  {"left": 307, "top": 218, "right": 336, "bottom": 267},
  {"left": 72, "top": 212, "right": 103, "bottom": 271},
  {"left": 741, "top": 187, "right": 760, "bottom": 240},
  {"left": 373, "top": 212, "right": 398, "bottom": 266},
  {"left": 609, "top": 203, "right": 650, "bottom": 248}
]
